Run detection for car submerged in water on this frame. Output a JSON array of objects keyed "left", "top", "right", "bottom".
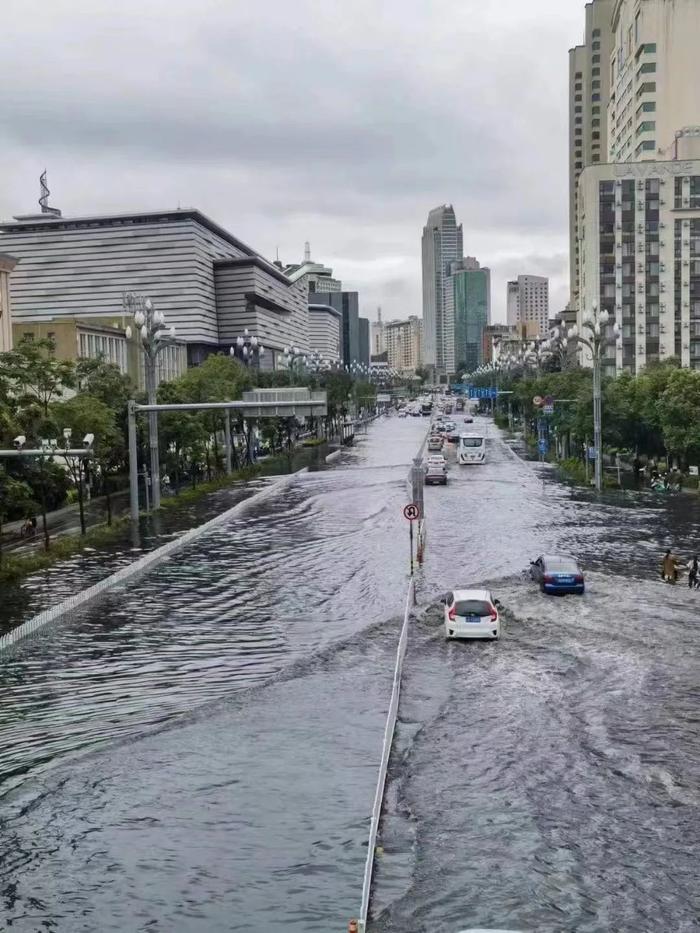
[{"left": 530, "top": 555, "right": 585, "bottom": 595}]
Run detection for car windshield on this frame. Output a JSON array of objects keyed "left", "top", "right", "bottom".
[
  {"left": 460, "top": 437, "right": 483, "bottom": 448},
  {"left": 455, "top": 599, "right": 492, "bottom": 616},
  {"left": 545, "top": 559, "right": 579, "bottom": 573}
]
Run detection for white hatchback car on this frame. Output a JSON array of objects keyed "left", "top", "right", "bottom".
[{"left": 443, "top": 589, "right": 501, "bottom": 640}]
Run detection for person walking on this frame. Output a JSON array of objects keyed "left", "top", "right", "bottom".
[
  {"left": 687, "top": 555, "right": 699, "bottom": 590},
  {"left": 661, "top": 549, "right": 679, "bottom": 583}
]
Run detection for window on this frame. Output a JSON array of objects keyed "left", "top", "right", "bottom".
[
  {"left": 575, "top": 71, "right": 582, "bottom": 79},
  {"left": 592, "top": 28, "right": 600, "bottom": 38},
  {"left": 575, "top": 162, "right": 583, "bottom": 170},
  {"left": 592, "top": 118, "right": 600, "bottom": 127},
  {"left": 637, "top": 81, "right": 656, "bottom": 97},
  {"left": 637, "top": 101, "right": 656, "bottom": 114},
  {"left": 575, "top": 83, "right": 582, "bottom": 92},
  {"left": 637, "top": 120, "right": 656, "bottom": 134},
  {"left": 635, "top": 139, "right": 656, "bottom": 156},
  {"left": 575, "top": 149, "right": 582, "bottom": 158},
  {"left": 592, "top": 131, "right": 600, "bottom": 140},
  {"left": 575, "top": 94, "right": 582, "bottom": 103},
  {"left": 592, "top": 67, "right": 600, "bottom": 77},
  {"left": 575, "top": 127, "right": 582, "bottom": 136},
  {"left": 23, "top": 332, "right": 34, "bottom": 342},
  {"left": 592, "top": 93, "right": 601, "bottom": 101},
  {"left": 575, "top": 116, "right": 582, "bottom": 125},
  {"left": 592, "top": 40, "right": 601, "bottom": 51},
  {"left": 592, "top": 154, "right": 600, "bottom": 162},
  {"left": 638, "top": 62, "right": 656, "bottom": 75},
  {"left": 575, "top": 105, "right": 582, "bottom": 113},
  {"left": 592, "top": 79, "right": 601, "bottom": 89},
  {"left": 592, "top": 105, "right": 600, "bottom": 114}
]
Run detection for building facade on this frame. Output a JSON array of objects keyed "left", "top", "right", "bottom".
[
  {"left": 421, "top": 204, "right": 463, "bottom": 374},
  {"left": 506, "top": 275, "right": 549, "bottom": 337},
  {"left": 451, "top": 258, "right": 491, "bottom": 374},
  {"left": 0, "top": 253, "right": 17, "bottom": 352},
  {"left": 358, "top": 317, "right": 370, "bottom": 368},
  {"left": 282, "top": 242, "right": 343, "bottom": 294},
  {"left": 577, "top": 148, "right": 700, "bottom": 375},
  {"left": 308, "top": 303, "right": 342, "bottom": 362},
  {"left": 371, "top": 307, "right": 385, "bottom": 356},
  {"left": 569, "top": 0, "right": 615, "bottom": 308},
  {"left": 0, "top": 208, "right": 309, "bottom": 369},
  {"left": 384, "top": 316, "right": 423, "bottom": 374},
  {"left": 608, "top": 0, "right": 700, "bottom": 164}
]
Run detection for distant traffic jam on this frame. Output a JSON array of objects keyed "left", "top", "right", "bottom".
[{"left": 397, "top": 390, "right": 586, "bottom": 642}]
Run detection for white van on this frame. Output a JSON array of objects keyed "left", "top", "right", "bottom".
[{"left": 458, "top": 433, "right": 485, "bottom": 465}]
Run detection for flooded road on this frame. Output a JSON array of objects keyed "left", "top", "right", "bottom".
[{"left": 1, "top": 415, "right": 699, "bottom": 931}]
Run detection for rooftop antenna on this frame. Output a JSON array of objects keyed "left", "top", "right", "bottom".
[
  {"left": 276, "top": 246, "right": 280, "bottom": 262},
  {"left": 304, "top": 240, "right": 311, "bottom": 262},
  {"left": 39, "top": 170, "right": 62, "bottom": 217}
]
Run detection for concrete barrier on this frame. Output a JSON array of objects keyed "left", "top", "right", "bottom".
[{"left": 0, "top": 469, "right": 307, "bottom": 654}]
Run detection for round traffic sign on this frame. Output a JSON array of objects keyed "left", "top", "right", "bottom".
[
  {"left": 533, "top": 395, "right": 544, "bottom": 408},
  {"left": 403, "top": 503, "right": 421, "bottom": 521}
]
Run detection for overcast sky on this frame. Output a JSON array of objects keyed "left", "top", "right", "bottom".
[{"left": 0, "top": 0, "right": 586, "bottom": 323}]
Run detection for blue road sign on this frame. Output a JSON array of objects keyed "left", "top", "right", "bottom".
[
  {"left": 587, "top": 446, "right": 597, "bottom": 461},
  {"left": 468, "top": 387, "right": 498, "bottom": 399},
  {"left": 538, "top": 438, "right": 547, "bottom": 455}
]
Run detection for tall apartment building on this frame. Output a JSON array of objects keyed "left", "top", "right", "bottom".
[
  {"left": 506, "top": 276, "right": 549, "bottom": 337},
  {"left": 569, "top": 0, "right": 615, "bottom": 309},
  {"left": 450, "top": 257, "right": 491, "bottom": 373},
  {"left": 578, "top": 134, "right": 700, "bottom": 375},
  {"left": 384, "top": 316, "right": 423, "bottom": 374},
  {"left": 421, "top": 204, "right": 463, "bottom": 375},
  {"left": 607, "top": 0, "right": 700, "bottom": 164},
  {"left": 0, "top": 254, "right": 17, "bottom": 351}
]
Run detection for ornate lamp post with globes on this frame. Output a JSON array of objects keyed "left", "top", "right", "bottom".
[
  {"left": 124, "top": 293, "right": 177, "bottom": 511},
  {"left": 229, "top": 328, "right": 265, "bottom": 367},
  {"left": 568, "top": 301, "right": 622, "bottom": 493}
]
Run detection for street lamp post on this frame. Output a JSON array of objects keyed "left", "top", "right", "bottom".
[
  {"left": 568, "top": 302, "right": 621, "bottom": 492},
  {"left": 282, "top": 345, "right": 307, "bottom": 376},
  {"left": 124, "top": 293, "right": 177, "bottom": 511},
  {"left": 230, "top": 329, "right": 265, "bottom": 367}
]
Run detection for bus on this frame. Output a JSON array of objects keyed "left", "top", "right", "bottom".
[{"left": 458, "top": 433, "right": 485, "bottom": 465}]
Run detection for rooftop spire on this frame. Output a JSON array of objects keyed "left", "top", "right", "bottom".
[
  {"left": 304, "top": 240, "right": 311, "bottom": 262},
  {"left": 39, "top": 170, "right": 62, "bottom": 217}
]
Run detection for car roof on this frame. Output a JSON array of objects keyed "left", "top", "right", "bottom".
[
  {"left": 452, "top": 588, "right": 492, "bottom": 601},
  {"left": 541, "top": 554, "right": 579, "bottom": 564}
]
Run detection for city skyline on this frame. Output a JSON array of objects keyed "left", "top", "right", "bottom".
[{"left": 0, "top": 0, "right": 586, "bottom": 324}]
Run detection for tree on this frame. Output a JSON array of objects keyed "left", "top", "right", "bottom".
[
  {"left": 0, "top": 337, "right": 75, "bottom": 421},
  {"left": 51, "top": 394, "right": 123, "bottom": 531},
  {"left": 657, "top": 369, "right": 700, "bottom": 467}
]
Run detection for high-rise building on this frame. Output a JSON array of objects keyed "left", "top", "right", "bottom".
[
  {"left": 506, "top": 280, "right": 520, "bottom": 327},
  {"left": 371, "top": 306, "right": 385, "bottom": 356},
  {"left": 607, "top": 0, "right": 700, "bottom": 165},
  {"left": 569, "top": 0, "right": 615, "bottom": 310},
  {"left": 450, "top": 257, "right": 491, "bottom": 374},
  {"left": 506, "top": 276, "right": 549, "bottom": 337},
  {"left": 384, "top": 316, "right": 423, "bottom": 374},
  {"left": 577, "top": 136, "right": 700, "bottom": 376},
  {"left": 358, "top": 316, "right": 370, "bottom": 368},
  {"left": 312, "top": 290, "right": 362, "bottom": 364},
  {"left": 421, "top": 204, "right": 463, "bottom": 375},
  {"left": 282, "top": 242, "right": 342, "bottom": 294},
  {"left": 308, "top": 303, "right": 342, "bottom": 363}
]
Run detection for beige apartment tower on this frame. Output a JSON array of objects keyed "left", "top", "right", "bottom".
[
  {"left": 569, "top": 0, "right": 615, "bottom": 310},
  {"left": 607, "top": 0, "right": 700, "bottom": 164},
  {"left": 384, "top": 316, "right": 423, "bottom": 374}
]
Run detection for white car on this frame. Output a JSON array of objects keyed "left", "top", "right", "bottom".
[
  {"left": 425, "top": 455, "right": 448, "bottom": 485},
  {"left": 443, "top": 589, "right": 501, "bottom": 640}
]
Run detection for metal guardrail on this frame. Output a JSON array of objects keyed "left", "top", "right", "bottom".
[
  {"left": 0, "top": 469, "right": 307, "bottom": 654},
  {"left": 357, "top": 576, "right": 415, "bottom": 932}
]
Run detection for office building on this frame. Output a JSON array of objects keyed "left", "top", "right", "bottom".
[
  {"left": 482, "top": 324, "right": 515, "bottom": 365},
  {"left": 358, "top": 317, "right": 370, "bottom": 368},
  {"left": 506, "top": 275, "right": 549, "bottom": 337},
  {"left": 282, "top": 242, "right": 342, "bottom": 294},
  {"left": 307, "top": 303, "right": 342, "bottom": 363},
  {"left": 569, "top": 1, "right": 615, "bottom": 309},
  {"left": 371, "top": 307, "right": 385, "bottom": 356},
  {"left": 13, "top": 315, "right": 187, "bottom": 388},
  {"left": 0, "top": 253, "right": 17, "bottom": 352},
  {"left": 0, "top": 206, "right": 309, "bottom": 369},
  {"left": 421, "top": 204, "right": 463, "bottom": 375},
  {"left": 450, "top": 257, "right": 491, "bottom": 374},
  {"left": 384, "top": 316, "right": 423, "bottom": 374},
  {"left": 577, "top": 140, "right": 700, "bottom": 375},
  {"left": 608, "top": 0, "right": 700, "bottom": 165},
  {"left": 312, "top": 290, "right": 363, "bottom": 364}
]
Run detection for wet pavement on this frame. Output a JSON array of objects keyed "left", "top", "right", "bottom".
[{"left": 1, "top": 415, "right": 699, "bottom": 932}]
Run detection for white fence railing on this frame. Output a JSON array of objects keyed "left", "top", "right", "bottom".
[
  {"left": 357, "top": 576, "right": 415, "bottom": 932},
  {"left": 0, "top": 470, "right": 306, "bottom": 654}
]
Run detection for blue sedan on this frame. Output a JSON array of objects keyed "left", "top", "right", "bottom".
[{"left": 530, "top": 555, "right": 585, "bottom": 595}]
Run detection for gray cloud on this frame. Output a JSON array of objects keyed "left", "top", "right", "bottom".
[{"left": 0, "top": 0, "right": 583, "bottom": 321}]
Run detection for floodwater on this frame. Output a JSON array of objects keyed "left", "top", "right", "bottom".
[{"left": 1, "top": 415, "right": 699, "bottom": 932}]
